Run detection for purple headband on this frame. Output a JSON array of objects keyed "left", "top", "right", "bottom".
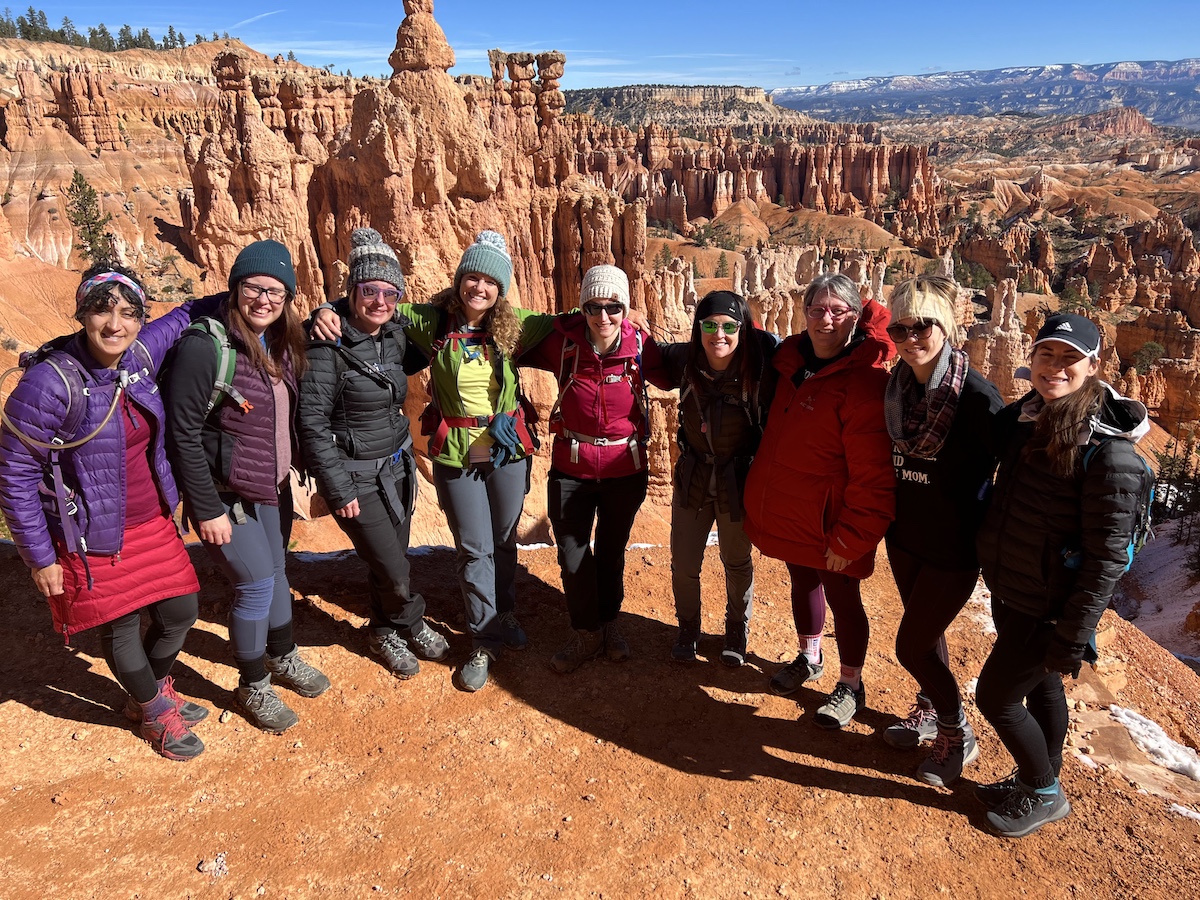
[{"left": 75, "top": 271, "right": 147, "bottom": 311}]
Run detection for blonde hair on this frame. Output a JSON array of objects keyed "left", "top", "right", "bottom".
[
  {"left": 890, "top": 275, "right": 964, "bottom": 345},
  {"left": 430, "top": 286, "right": 522, "bottom": 358}
]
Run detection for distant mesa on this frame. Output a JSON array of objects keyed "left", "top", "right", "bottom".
[{"left": 771, "top": 58, "right": 1200, "bottom": 128}]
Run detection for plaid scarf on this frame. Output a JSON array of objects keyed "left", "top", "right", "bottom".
[{"left": 884, "top": 344, "right": 968, "bottom": 458}]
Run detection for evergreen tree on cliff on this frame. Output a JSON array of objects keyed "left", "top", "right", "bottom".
[{"left": 65, "top": 170, "right": 114, "bottom": 266}]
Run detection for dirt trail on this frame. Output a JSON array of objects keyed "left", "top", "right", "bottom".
[{"left": 1, "top": 539, "right": 1198, "bottom": 899}]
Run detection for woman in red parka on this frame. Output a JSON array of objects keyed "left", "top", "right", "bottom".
[
  {"left": 518, "top": 265, "right": 653, "bottom": 674},
  {"left": 743, "top": 272, "right": 895, "bottom": 729}
]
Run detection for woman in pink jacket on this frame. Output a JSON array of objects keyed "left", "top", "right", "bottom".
[
  {"left": 743, "top": 273, "right": 895, "bottom": 730},
  {"left": 518, "top": 265, "right": 653, "bottom": 674}
]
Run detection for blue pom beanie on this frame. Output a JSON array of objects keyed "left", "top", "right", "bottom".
[{"left": 454, "top": 230, "right": 513, "bottom": 299}]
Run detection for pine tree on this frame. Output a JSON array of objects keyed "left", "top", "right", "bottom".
[
  {"left": 654, "top": 243, "right": 673, "bottom": 269},
  {"left": 715, "top": 251, "right": 729, "bottom": 278},
  {"left": 65, "top": 170, "right": 114, "bottom": 266},
  {"left": 116, "top": 23, "right": 134, "bottom": 50},
  {"left": 286, "top": 50, "right": 296, "bottom": 62},
  {"left": 87, "top": 23, "right": 115, "bottom": 51}
]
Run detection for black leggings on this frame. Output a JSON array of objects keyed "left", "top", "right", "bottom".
[
  {"left": 98, "top": 593, "right": 199, "bottom": 703},
  {"left": 786, "top": 562, "right": 868, "bottom": 668},
  {"left": 887, "top": 542, "right": 979, "bottom": 723},
  {"left": 975, "top": 599, "right": 1068, "bottom": 786}
]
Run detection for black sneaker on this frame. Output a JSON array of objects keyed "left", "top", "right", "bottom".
[
  {"left": 671, "top": 619, "right": 700, "bottom": 663},
  {"left": 497, "top": 611, "right": 528, "bottom": 651},
  {"left": 407, "top": 620, "right": 450, "bottom": 661},
  {"left": 974, "top": 768, "right": 1020, "bottom": 808},
  {"left": 985, "top": 781, "right": 1071, "bottom": 838},
  {"left": 235, "top": 676, "right": 299, "bottom": 734},
  {"left": 916, "top": 721, "right": 980, "bottom": 787},
  {"left": 458, "top": 648, "right": 494, "bottom": 692},
  {"left": 814, "top": 680, "right": 866, "bottom": 729},
  {"left": 368, "top": 631, "right": 421, "bottom": 679},
  {"left": 883, "top": 697, "right": 939, "bottom": 749},
  {"left": 720, "top": 621, "right": 747, "bottom": 667},
  {"left": 769, "top": 653, "right": 824, "bottom": 696},
  {"left": 265, "top": 646, "right": 331, "bottom": 698}
]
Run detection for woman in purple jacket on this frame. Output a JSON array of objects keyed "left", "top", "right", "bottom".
[{"left": 0, "top": 265, "right": 215, "bottom": 761}]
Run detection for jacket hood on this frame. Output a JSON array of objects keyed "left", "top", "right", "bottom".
[
  {"left": 774, "top": 296, "right": 894, "bottom": 380},
  {"left": 1093, "top": 382, "right": 1150, "bottom": 442}
]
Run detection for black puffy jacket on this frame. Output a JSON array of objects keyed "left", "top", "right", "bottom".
[
  {"left": 976, "top": 385, "right": 1148, "bottom": 646},
  {"left": 297, "top": 311, "right": 416, "bottom": 511}
]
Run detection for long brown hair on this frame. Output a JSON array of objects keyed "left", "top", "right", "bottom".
[
  {"left": 430, "top": 285, "right": 522, "bottom": 358},
  {"left": 1024, "top": 376, "right": 1105, "bottom": 476},
  {"left": 225, "top": 282, "right": 308, "bottom": 380}
]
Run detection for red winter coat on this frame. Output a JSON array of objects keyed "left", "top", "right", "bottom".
[
  {"left": 519, "top": 313, "right": 650, "bottom": 480},
  {"left": 743, "top": 298, "right": 895, "bottom": 579}
]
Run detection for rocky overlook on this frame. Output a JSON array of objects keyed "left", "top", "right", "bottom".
[{"left": 565, "top": 83, "right": 817, "bottom": 130}]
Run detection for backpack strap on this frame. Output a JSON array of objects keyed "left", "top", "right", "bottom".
[{"left": 185, "top": 318, "right": 251, "bottom": 416}]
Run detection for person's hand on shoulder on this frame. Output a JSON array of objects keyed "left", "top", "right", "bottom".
[{"left": 310, "top": 305, "right": 342, "bottom": 341}]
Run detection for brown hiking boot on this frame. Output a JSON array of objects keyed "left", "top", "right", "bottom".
[{"left": 550, "top": 628, "right": 604, "bottom": 674}]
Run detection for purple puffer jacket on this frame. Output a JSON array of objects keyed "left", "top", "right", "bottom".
[{"left": 0, "top": 299, "right": 211, "bottom": 571}]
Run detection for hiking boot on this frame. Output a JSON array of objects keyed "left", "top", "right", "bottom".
[
  {"left": 140, "top": 706, "right": 205, "bottom": 761},
  {"left": 814, "top": 680, "right": 866, "bottom": 730},
  {"left": 769, "top": 653, "right": 824, "bottom": 696},
  {"left": 671, "top": 619, "right": 700, "bottom": 663},
  {"left": 550, "top": 628, "right": 605, "bottom": 674},
  {"left": 985, "top": 780, "right": 1072, "bottom": 838},
  {"left": 497, "top": 610, "right": 528, "bottom": 651},
  {"left": 123, "top": 676, "right": 209, "bottom": 725},
  {"left": 604, "top": 621, "right": 631, "bottom": 662},
  {"left": 235, "top": 676, "right": 299, "bottom": 734},
  {"left": 883, "top": 696, "right": 939, "bottom": 749},
  {"left": 458, "top": 647, "right": 494, "bottom": 692},
  {"left": 720, "top": 621, "right": 748, "bottom": 668},
  {"left": 265, "top": 646, "right": 331, "bottom": 698},
  {"left": 368, "top": 631, "right": 420, "bottom": 679},
  {"left": 974, "top": 768, "right": 1020, "bottom": 808},
  {"left": 407, "top": 620, "right": 450, "bottom": 661},
  {"left": 917, "top": 720, "right": 980, "bottom": 787}
]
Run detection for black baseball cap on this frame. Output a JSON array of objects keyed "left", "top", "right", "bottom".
[{"left": 1032, "top": 314, "right": 1100, "bottom": 358}]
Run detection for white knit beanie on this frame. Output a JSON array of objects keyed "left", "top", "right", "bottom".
[{"left": 580, "top": 265, "right": 631, "bottom": 312}]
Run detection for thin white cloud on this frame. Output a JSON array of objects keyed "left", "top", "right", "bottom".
[{"left": 231, "top": 10, "right": 287, "bottom": 30}]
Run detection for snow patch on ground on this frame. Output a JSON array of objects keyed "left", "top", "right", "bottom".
[
  {"left": 1110, "top": 705, "right": 1200, "bottom": 782},
  {"left": 1118, "top": 520, "right": 1200, "bottom": 657},
  {"left": 1170, "top": 803, "right": 1200, "bottom": 821},
  {"left": 963, "top": 578, "right": 995, "bottom": 635}
]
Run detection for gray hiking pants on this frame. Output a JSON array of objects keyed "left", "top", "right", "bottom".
[{"left": 669, "top": 497, "right": 754, "bottom": 634}]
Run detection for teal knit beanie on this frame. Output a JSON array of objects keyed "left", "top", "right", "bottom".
[
  {"left": 454, "top": 230, "right": 513, "bottom": 299},
  {"left": 228, "top": 239, "right": 297, "bottom": 295}
]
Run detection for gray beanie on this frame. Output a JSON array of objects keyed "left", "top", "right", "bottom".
[
  {"left": 580, "top": 264, "right": 630, "bottom": 312},
  {"left": 454, "top": 230, "right": 513, "bottom": 299},
  {"left": 347, "top": 227, "right": 406, "bottom": 294}
]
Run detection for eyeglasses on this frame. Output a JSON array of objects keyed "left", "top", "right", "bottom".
[
  {"left": 240, "top": 282, "right": 289, "bottom": 305},
  {"left": 700, "top": 319, "right": 741, "bottom": 335},
  {"left": 886, "top": 319, "right": 938, "bottom": 343},
  {"left": 583, "top": 302, "right": 624, "bottom": 317},
  {"left": 358, "top": 284, "right": 403, "bottom": 304},
  {"left": 806, "top": 305, "right": 856, "bottom": 322}
]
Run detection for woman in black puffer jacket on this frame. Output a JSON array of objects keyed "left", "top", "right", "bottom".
[
  {"left": 974, "top": 313, "right": 1148, "bottom": 839},
  {"left": 298, "top": 228, "right": 450, "bottom": 680}
]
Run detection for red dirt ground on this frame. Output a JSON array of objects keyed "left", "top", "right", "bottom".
[{"left": 1, "top": 536, "right": 1199, "bottom": 899}]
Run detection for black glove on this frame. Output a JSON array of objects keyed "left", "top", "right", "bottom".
[
  {"left": 488, "top": 413, "right": 521, "bottom": 467},
  {"left": 1044, "top": 634, "right": 1086, "bottom": 678}
]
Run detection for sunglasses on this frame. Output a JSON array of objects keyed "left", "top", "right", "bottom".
[
  {"left": 583, "top": 302, "right": 624, "bottom": 317},
  {"left": 700, "top": 319, "right": 741, "bottom": 335},
  {"left": 886, "top": 319, "right": 937, "bottom": 342},
  {"left": 358, "top": 284, "right": 403, "bottom": 303}
]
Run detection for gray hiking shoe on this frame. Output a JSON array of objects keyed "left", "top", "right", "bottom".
[
  {"left": 671, "top": 619, "right": 700, "bottom": 663},
  {"left": 458, "top": 647, "right": 495, "bottom": 692},
  {"left": 265, "top": 646, "right": 331, "bottom": 698},
  {"left": 814, "top": 680, "right": 866, "bottom": 729},
  {"left": 985, "top": 780, "right": 1071, "bottom": 838},
  {"left": 140, "top": 707, "right": 205, "bottom": 761},
  {"left": 883, "top": 696, "right": 939, "bottom": 749},
  {"left": 407, "top": 620, "right": 450, "bottom": 661},
  {"left": 368, "top": 631, "right": 420, "bottom": 679},
  {"left": 604, "top": 621, "right": 631, "bottom": 662},
  {"left": 769, "top": 653, "right": 824, "bottom": 696},
  {"left": 124, "top": 676, "right": 209, "bottom": 725},
  {"left": 235, "top": 676, "right": 299, "bottom": 734},
  {"left": 497, "top": 610, "right": 528, "bottom": 651},
  {"left": 917, "top": 720, "right": 980, "bottom": 787},
  {"left": 550, "top": 629, "right": 605, "bottom": 674}
]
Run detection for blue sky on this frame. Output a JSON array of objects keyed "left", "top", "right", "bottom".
[{"left": 45, "top": 1, "right": 1200, "bottom": 89}]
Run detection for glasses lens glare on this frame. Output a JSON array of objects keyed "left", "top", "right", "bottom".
[{"left": 701, "top": 320, "right": 739, "bottom": 335}]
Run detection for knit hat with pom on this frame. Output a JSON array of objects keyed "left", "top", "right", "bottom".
[
  {"left": 454, "top": 230, "right": 513, "bottom": 299},
  {"left": 580, "top": 265, "right": 630, "bottom": 312},
  {"left": 347, "top": 227, "right": 406, "bottom": 294}
]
